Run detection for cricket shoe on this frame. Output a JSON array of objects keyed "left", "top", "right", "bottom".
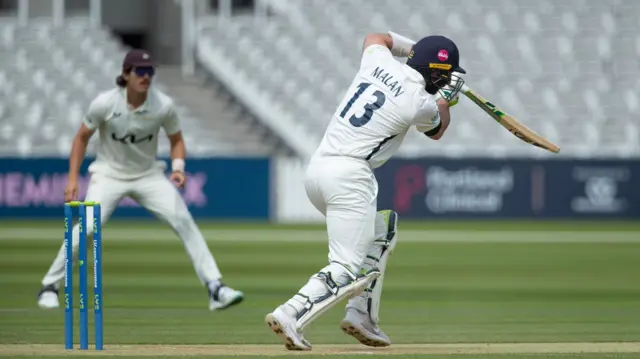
[
  {"left": 37, "top": 284, "right": 60, "bottom": 309},
  {"left": 265, "top": 306, "right": 312, "bottom": 351},
  {"left": 340, "top": 307, "right": 391, "bottom": 347},
  {"left": 208, "top": 282, "right": 244, "bottom": 311}
]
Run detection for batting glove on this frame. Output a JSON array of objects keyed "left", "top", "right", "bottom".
[
  {"left": 436, "top": 72, "right": 464, "bottom": 107},
  {"left": 436, "top": 89, "right": 460, "bottom": 107}
]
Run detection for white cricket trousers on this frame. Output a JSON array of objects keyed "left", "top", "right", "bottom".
[
  {"left": 283, "top": 156, "right": 393, "bottom": 317},
  {"left": 41, "top": 170, "right": 222, "bottom": 288},
  {"left": 305, "top": 156, "right": 378, "bottom": 277}
]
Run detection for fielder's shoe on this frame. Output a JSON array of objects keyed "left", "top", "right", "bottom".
[
  {"left": 208, "top": 281, "right": 244, "bottom": 311},
  {"left": 340, "top": 307, "right": 391, "bottom": 347},
  {"left": 265, "top": 306, "right": 312, "bottom": 351},
  {"left": 37, "top": 284, "right": 60, "bottom": 309}
]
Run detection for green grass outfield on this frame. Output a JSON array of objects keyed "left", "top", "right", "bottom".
[{"left": 1, "top": 220, "right": 639, "bottom": 358}]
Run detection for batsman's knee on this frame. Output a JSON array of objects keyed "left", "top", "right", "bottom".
[{"left": 314, "top": 261, "right": 358, "bottom": 288}]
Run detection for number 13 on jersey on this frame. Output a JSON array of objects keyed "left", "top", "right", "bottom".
[{"left": 339, "top": 82, "right": 386, "bottom": 127}]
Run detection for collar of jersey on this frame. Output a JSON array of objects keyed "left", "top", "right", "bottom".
[
  {"left": 401, "top": 64, "right": 426, "bottom": 86},
  {"left": 122, "top": 88, "right": 151, "bottom": 113}
]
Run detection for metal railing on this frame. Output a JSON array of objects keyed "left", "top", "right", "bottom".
[{"left": 15, "top": 0, "right": 102, "bottom": 27}]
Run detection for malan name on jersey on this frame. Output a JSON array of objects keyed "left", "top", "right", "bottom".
[{"left": 371, "top": 67, "right": 405, "bottom": 98}]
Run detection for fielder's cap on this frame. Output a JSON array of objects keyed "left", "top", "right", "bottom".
[
  {"left": 122, "top": 49, "right": 155, "bottom": 69},
  {"left": 406, "top": 35, "right": 466, "bottom": 74}
]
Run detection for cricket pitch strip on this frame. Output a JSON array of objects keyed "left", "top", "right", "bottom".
[{"left": 1, "top": 342, "right": 640, "bottom": 356}]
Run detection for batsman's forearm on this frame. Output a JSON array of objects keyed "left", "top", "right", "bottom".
[
  {"left": 430, "top": 106, "right": 451, "bottom": 140},
  {"left": 68, "top": 137, "right": 89, "bottom": 181}
]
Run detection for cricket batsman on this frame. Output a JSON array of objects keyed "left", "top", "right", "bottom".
[
  {"left": 37, "top": 49, "right": 244, "bottom": 311},
  {"left": 265, "top": 32, "right": 465, "bottom": 350}
]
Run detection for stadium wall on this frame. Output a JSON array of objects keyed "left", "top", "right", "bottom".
[
  {"left": 0, "top": 158, "right": 271, "bottom": 220},
  {"left": 1, "top": 157, "right": 639, "bottom": 221},
  {"left": 274, "top": 157, "right": 640, "bottom": 222}
]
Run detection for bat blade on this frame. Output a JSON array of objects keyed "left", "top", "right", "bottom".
[{"left": 460, "top": 85, "right": 560, "bottom": 154}]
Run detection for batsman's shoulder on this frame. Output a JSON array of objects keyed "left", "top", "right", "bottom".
[
  {"left": 360, "top": 43, "right": 395, "bottom": 70},
  {"left": 407, "top": 83, "right": 434, "bottom": 107},
  {"left": 413, "top": 92, "right": 439, "bottom": 120},
  {"left": 363, "top": 43, "right": 390, "bottom": 55},
  {"left": 362, "top": 44, "right": 394, "bottom": 64}
]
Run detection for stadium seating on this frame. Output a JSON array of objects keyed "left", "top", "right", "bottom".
[
  {"left": 0, "top": 17, "right": 277, "bottom": 157},
  {"left": 195, "top": 0, "right": 640, "bottom": 158}
]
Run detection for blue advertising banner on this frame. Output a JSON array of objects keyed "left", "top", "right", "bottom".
[
  {"left": 0, "top": 157, "right": 271, "bottom": 219},
  {"left": 374, "top": 158, "right": 640, "bottom": 219}
]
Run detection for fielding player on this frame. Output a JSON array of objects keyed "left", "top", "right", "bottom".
[
  {"left": 265, "top": 32, "right": 465, "bottom": 350},
  {"left": 37, "top": 49, "right": 244, "bottom": 311}
]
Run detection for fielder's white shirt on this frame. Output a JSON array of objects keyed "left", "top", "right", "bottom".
[
  {"left": 314, "top": 44, "right": 441, "bottom": 169},
  {"left": 83, "top": 87, "right": 181, "bottom": 180}
]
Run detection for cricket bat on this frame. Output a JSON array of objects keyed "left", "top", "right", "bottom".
[{"left": 460, "top": 84, "right": 560, "bottom": 153}]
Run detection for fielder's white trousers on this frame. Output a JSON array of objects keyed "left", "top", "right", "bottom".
[{"left": 41, "top": 169, "right": 222, "bottom": 288}]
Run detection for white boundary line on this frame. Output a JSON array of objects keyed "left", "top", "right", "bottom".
[{"left": 0, "top": 228, "right": 639, "bottom": 243}]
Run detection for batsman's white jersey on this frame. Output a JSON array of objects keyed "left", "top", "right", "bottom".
[
  {"left": 84, "top": 87, "right": 181, "bottom": 179},
  {"left": 313, "top": 44, "right": 441, "bottom": 169},
  {"left": 304, "top": 43, "right": 442, "bottom": 274}
]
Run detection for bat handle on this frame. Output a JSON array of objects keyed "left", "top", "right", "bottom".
[{"left": 460, "top": 83, "right": 470, "bottom": 93}]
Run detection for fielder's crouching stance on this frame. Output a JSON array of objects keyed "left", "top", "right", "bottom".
[
  {"left": 265, "top": 31, "right": 465, "bottom": 350},
  {"left": 37, "top": 49, "right": 244, "bottom": 312}
]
